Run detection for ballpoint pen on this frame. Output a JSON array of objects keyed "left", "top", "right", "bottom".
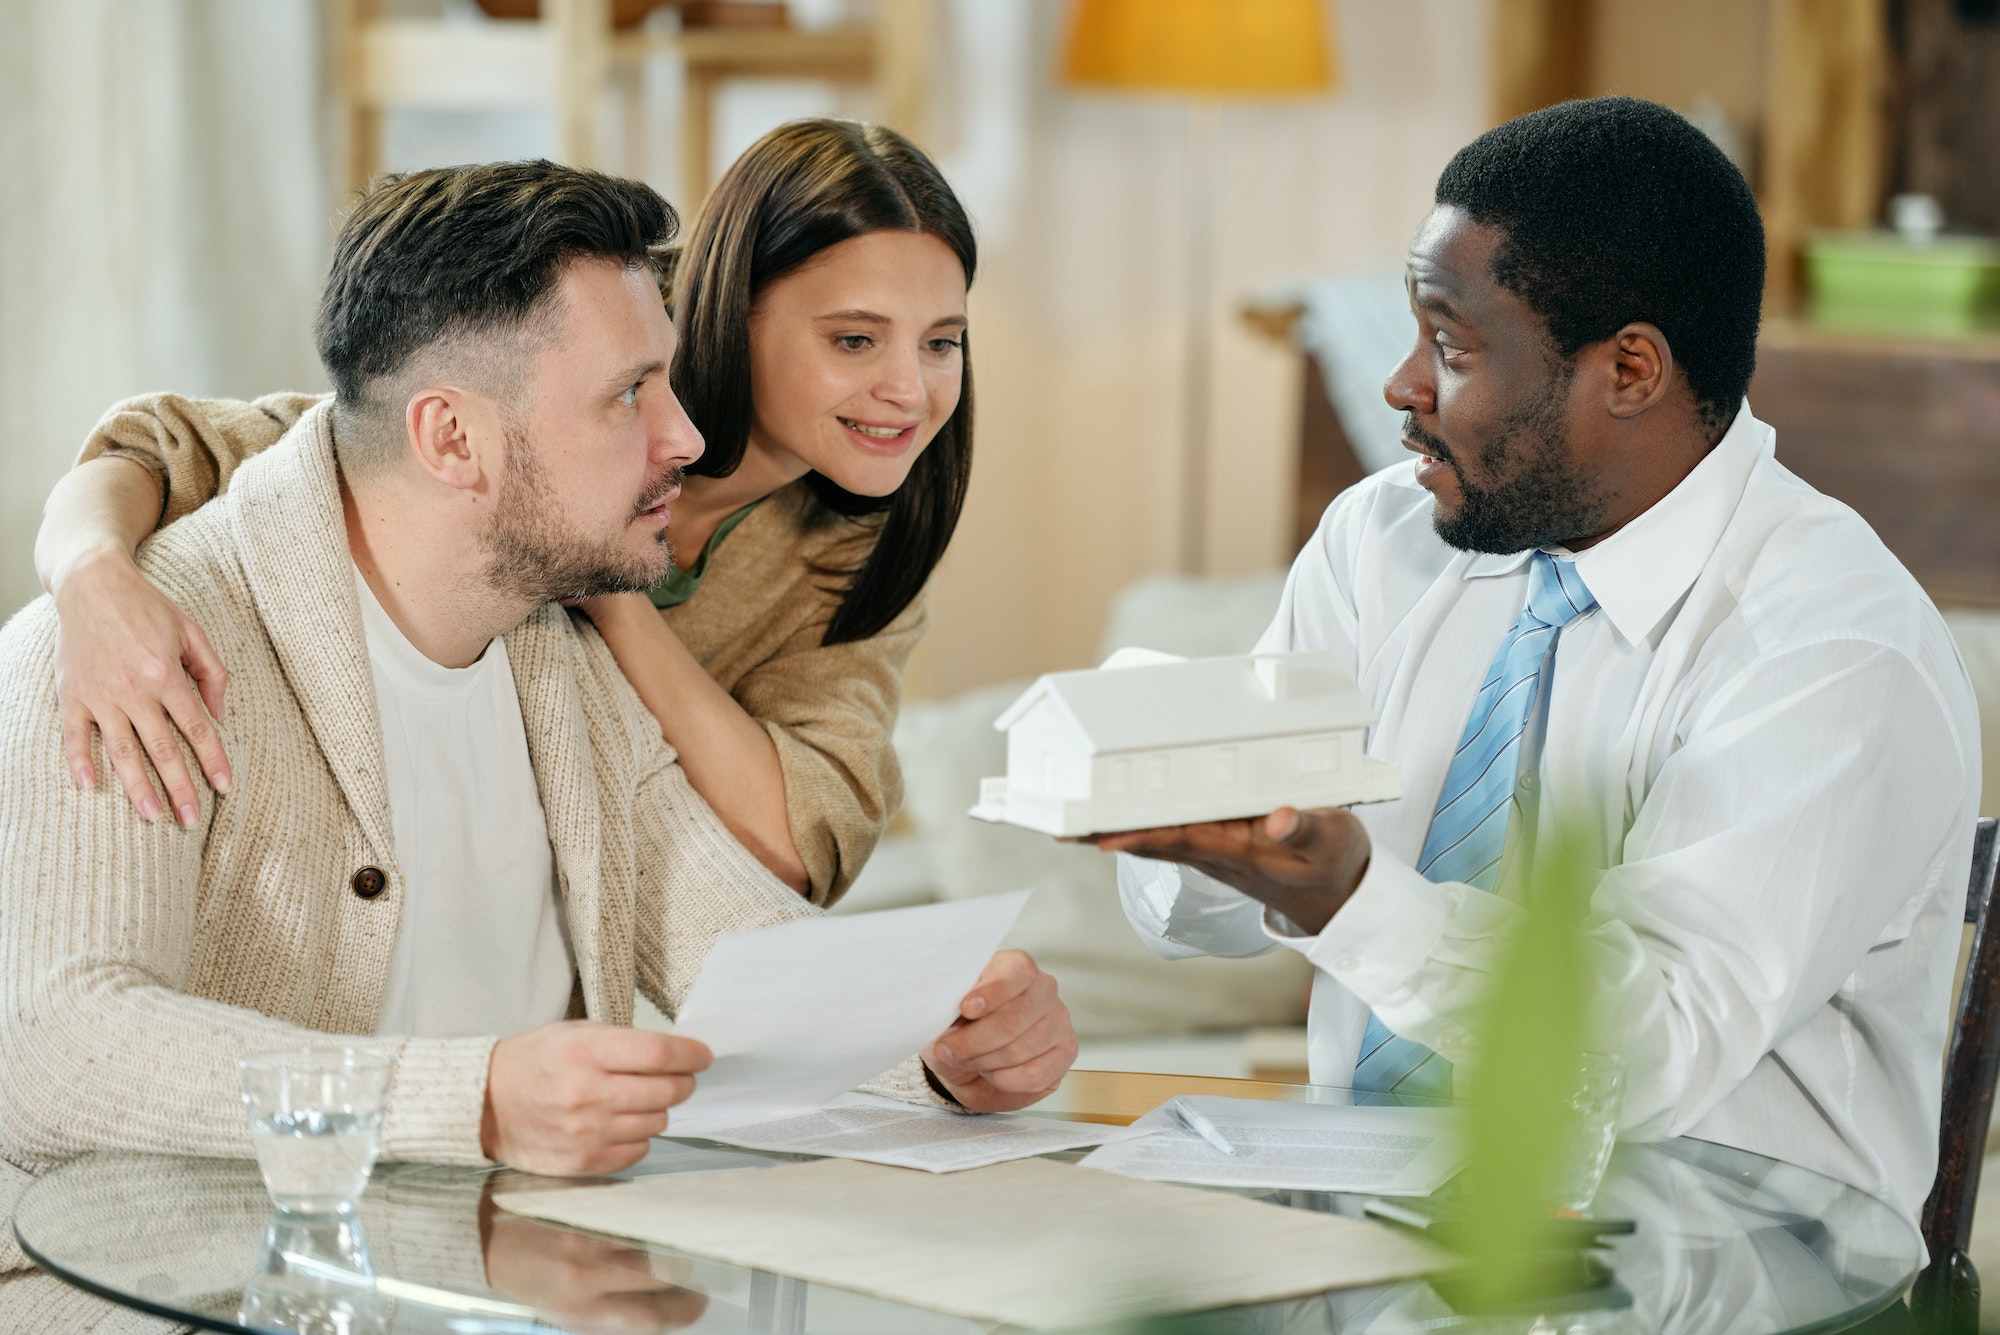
[{"left": 1167, "top": 1097, "right": 1237, "bottom": 1157}]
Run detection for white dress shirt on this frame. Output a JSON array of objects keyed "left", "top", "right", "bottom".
[
  {"left": 1120, "top": 404, "right": 1981, "bottom": 1223},
  {"left": 357, "top": 568, "right": 577, "bottom": 1040}
]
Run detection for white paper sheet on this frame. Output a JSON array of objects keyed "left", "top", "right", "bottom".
[
  {"left": 496, "top": 1157, "right": 1452, "bottom": 1330},
  {"left": 689, "top": 1092, "right": 1155, "bottom": 1172},
  {"left": 1079, "top": 1096, "right": 1467, "bottom": 1195},
  {"left": 665, "top": 890, "right": 1030, "bottom": 1135}
]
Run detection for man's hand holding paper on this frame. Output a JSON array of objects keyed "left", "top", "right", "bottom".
[
  {"left": 472, "top": 897, "right": 1078, "bottom": 1178},
  {"left": 483, "top": 1023, "right": 716, "bottom": 1177}
]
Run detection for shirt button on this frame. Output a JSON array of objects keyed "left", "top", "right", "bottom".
[
  {"left": 1332, "top": 954, "right": 1360, "bottom": 972},
  {"left": 1519, "top": 771, "right": 1539, "bottom": 791},
  {"left": 351, "top": 867, "right": 387, "bottom": 900}
]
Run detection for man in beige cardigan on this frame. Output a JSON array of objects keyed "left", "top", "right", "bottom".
[{"left": 0, "top": 163, "right": 1074, "bottom": 1329}]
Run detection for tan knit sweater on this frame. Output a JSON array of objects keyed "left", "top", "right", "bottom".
[
  {"left": 76, "top": 391, "right": 925, "bottom": 904},
  {"left": 0, "top": 405, "right": 937, "bottom": 1279}
]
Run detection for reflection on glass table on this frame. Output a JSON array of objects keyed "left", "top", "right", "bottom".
[{"left": 13, "top": 1073, "right": 1924, "bottom": 1335}]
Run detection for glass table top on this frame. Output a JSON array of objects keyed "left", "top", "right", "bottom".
[{"left": 14, "top": 1076, "right": 1924, "bottom": 1335}]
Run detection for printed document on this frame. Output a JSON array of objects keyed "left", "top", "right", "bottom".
[
  {"left": 664, "top": 891, "right": 1029, "bottom": 1136},
  {"left": 689, "top": 1092, "right": 1151, "bottom": 1172},
  {"left": 1079, "top": 1095, "right": 1467, "bottom": 1195}
]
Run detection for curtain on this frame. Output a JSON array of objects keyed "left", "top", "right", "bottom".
[{"left": 0, "top": 0, "right": 328, "bottom": 615}]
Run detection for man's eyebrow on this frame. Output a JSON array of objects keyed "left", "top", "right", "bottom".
[
  {"left": 1414, "top": 290, "right": 1465, "bottom": 324},
  {"left": 604, "top": 358, "right": 665, "bottom": 390}
]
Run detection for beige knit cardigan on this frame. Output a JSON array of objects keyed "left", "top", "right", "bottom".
[
  {"left": 0, "top": 405, "right": 936, "bottom": 1285},
  {"left": 78, "top": 391, "right": 925, "bottom": 904}
]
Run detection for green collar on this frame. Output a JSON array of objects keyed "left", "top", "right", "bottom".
[{"left": 647, "top": 500, "right": 763, "bottom": 608}]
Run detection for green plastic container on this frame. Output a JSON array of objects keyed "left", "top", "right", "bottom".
[{"left": 1805, "top": 231, "right": 2000, "bottom": 336}]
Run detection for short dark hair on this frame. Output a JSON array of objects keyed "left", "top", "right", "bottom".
[
  {"left": 1435, "top": 97, "right": 1765, "bottom": 431},
  {"left": 672, "top": 119, "right": 976, "bottom": 645},
  {"left": 315, "top": 160, "right": 679, "bottom": 468}
]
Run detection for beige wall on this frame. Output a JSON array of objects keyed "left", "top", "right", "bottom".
[
  {"left": 0, "top": 0, "right": 1494, "bottom": 704},
  {"left": 911, "top": 0, "right": 1494, "bottom": 699}
]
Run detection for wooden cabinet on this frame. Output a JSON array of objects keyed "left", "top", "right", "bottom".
[{"left": 1751, "top": 321, "right": 2000, "bottom": 609}]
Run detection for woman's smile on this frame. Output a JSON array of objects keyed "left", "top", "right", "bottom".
[{"left": 838, "top": 414, "right": 921, "bottom": 454}]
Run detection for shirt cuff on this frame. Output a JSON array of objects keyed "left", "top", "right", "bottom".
[{"left": 1259, "top": 851, "right": 1475, "bottom": 1059}]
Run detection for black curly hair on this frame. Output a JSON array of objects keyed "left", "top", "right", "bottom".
[{"left": 1434, "top": 97, "right": 1765, "bottom": 432}]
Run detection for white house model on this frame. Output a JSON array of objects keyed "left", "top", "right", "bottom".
[{"left": 969, "top": 648, "right": 1401, "bottom": 837}]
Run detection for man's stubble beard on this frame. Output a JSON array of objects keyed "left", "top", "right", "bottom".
[
  {"left": 483, "top": 423, "right": 679, "bottom": 604},
  {"left": 1418, "top": 361, "right": 1608, "bottom": 554}
]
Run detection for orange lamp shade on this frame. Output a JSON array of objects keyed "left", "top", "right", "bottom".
[{"left": 1062, "top": 0, "right": 1337, "bottom": 97}]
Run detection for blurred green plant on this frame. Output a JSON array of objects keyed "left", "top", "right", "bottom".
[{"left": 1456, "top": 828, "right": 1598, "bottom": 1309}]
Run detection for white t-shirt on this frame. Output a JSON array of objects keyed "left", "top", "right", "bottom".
[{"left": 356, "top": 568, "right": 576, "bottom": 1039}]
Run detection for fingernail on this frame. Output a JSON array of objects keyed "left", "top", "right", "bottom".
[
  {"left": 71, "top": 765, "right": 91, "bottom": 789},
  {"left": 178, "top": 803, "right": 199, "bottom": 827},
  {"left": 936, "top": 1043, "right": 956, "bottom": 1063},
  {"left": 139, "top": 797, "right": 161, "bottom": 821},
  {"left": 213, "top": 771, "right": 232, "bottom": 794},
  {"left": 964, "top": 997, "right": 986, "bottom": 1018}
]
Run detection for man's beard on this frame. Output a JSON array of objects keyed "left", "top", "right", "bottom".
[
  {"left": 1410, "top": 364, "right": 1606, "bottom": 554},
  {"left": 483, "top": 425, "right": 680, "bottom": 603}
]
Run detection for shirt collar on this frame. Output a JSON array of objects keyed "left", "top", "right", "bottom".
[{"left": 1460, "top": 400, "right": 1774, "bottom": 646}]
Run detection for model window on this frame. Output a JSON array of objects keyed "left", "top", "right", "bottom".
[
  {"left": 1299, "top": 736, "right": 1339, "bottom": 773},
  {"left": 1109, "top": 757, "right": 1132, "bottom": 795},
  {"left": 1215, "top": 746, "right": 1238, "bottom": 785},
  {"left": 1145, "top": 755, "right": 1170, "bottom": 791}
]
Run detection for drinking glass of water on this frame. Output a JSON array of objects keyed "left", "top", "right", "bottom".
[
  {"left": 239, "top": 1209, "right": 387, "bottom": 1335},
  {"left": 237, "top": 1048, "right": 394, "bottom": 1215},
  {"left": 1549, "top": 1050, "right": 1626, "bottom": 1213}
]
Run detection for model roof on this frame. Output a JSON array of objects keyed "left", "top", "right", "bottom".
[{"left": 992, "top": 650, "right": 1376, "bottom": 754}]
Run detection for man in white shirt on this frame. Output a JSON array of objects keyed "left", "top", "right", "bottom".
[{"left": 1105, "top": 98, "right": 1981, "bottom": 1223}]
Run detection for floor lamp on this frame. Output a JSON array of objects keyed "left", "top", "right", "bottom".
[{"left": 1062, "top": 0, "right": 1336, "bottom": 574}]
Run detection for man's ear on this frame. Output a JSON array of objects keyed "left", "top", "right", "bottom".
[
  {"left": 1603, "top": 323, "right": 1674, "bottom": 420},
  {"left": 404, "top": 386, "right": 501, "bottom": 493}
]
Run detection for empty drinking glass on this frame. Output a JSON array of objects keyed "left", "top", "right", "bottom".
[{"left": 237, "top": 1048, "right": 394, "bottom": 1215}]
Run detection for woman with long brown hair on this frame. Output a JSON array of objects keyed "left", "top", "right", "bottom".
[{"left": 35, "top": 118, "right": 975, "bottom": 904}]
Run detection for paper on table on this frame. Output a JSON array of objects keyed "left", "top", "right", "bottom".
[
  {"left": 1080, "top": 1096, "right": 1466, "bottom": 1195},
  {"left": 666, "top": 890, "right": 1030, "bottom": 1135},
  {"left": 691, "top": 1092, "right": 1155, "bottom": 1172},
  {"left": 496, "top": 1156, "right": 1451, "bottom": 1331}
]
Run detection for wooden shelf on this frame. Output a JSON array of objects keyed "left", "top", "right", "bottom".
[
  {"left": 614, "top": 24, "right": 875, "bottom": 73},
  {"left": 356, "top": 19, "right": 554, "bottom": 110},
  {"left": 330, "top": 0, "right": 928, "bottom": 209},
  {"left": 1758, "top": 315, "right": 2000, "bottom": 365}
]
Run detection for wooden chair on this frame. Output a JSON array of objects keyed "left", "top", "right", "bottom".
[{"left": 1913, "top": 816, "right": 2000, "bottom": 1331}]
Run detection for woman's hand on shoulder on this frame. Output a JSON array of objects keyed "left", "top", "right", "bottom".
[{"left": 51, "top": 548, "right": 231, "bottom": 825}]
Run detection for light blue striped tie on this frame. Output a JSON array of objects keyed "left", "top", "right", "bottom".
[{"left": 1352, "top": 552, "right": 1597, "bottom": 1097}]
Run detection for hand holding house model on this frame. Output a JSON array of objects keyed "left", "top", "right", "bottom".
[{"left": 969, "top": 649, "right": 1401, "bottom": 838}]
